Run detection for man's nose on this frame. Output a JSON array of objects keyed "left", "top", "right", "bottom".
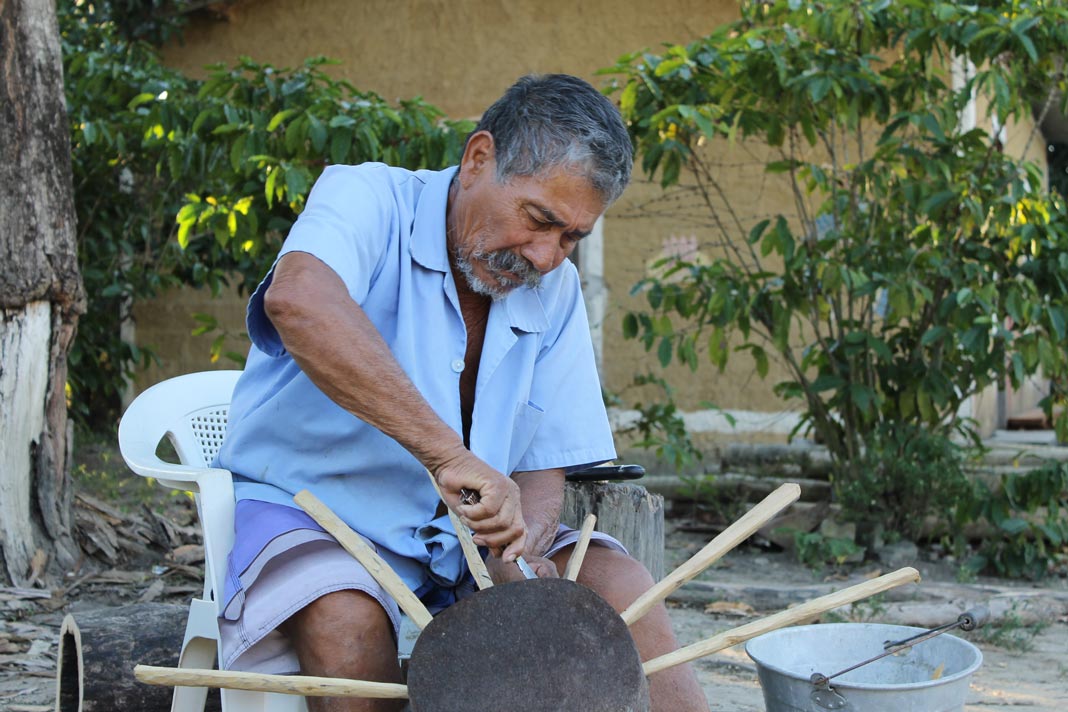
[{"left": 521, "top": 235, "right": 563, "bottom": 274}]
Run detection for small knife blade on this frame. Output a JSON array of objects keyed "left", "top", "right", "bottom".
[{"left": 515, "top": 555, "right": 538, "bottom": 580}]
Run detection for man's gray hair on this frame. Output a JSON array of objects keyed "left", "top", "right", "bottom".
[{"left": 473, "top": 74, "right": 633, "bottom": 204}]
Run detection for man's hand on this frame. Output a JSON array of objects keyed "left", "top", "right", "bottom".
[
  {"left": 485, "top": 553, "right": 559, "bottom": 585},
  {"left": 434, "top": 451, "right": 527, "bottom": 562}
]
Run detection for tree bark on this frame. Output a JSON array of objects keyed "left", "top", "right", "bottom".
[
  {"left": 0, "top": 0, "right": 86, "bottom": 585},
  {"left": 562, "top": 482, "right": 665, "bottom": 582},
  {"left": 57, "top": 603, "right": 223, "bottom": 712}
]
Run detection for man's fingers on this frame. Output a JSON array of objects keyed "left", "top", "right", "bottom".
[
  {"left": 432, "top": 457, "right": 527, "bottom": 560},
  {"left": 501, "top": 535, "right": 526, "bottom": 563},
  {"left": 472, "top": 530, "right": 527, "bottom": 562}
]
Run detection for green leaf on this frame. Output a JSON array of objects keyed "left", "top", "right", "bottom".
[
  {"left": 1048, "top": 307, "right": 1066, "bottom": 341},
  {"left": 1015, "top": 33, "right": 1038, "bottom": 62},
  {"left": 748, "top": 219, "right": 771, "bottom": 245},
  {"left": 620, "top": 81, "right": 638, "bottom": 116},
  {"left": 998, "top": 518, "right": 1030, "bottom": 536},
  {"left": 266, "top": 108, "right": 298, "bottom": 132},
  {"left": 211, "top": 123, "right": 242, "bottom": 135},
  {"left": 229, "top": 133, "right": 247, "bottom": 173},
  {"left": 921, "top": 326, "right": 949, "bottom": 347},
  {"left": 265, "top": 168, "right": 279, "bottom": 209},
  {"left": 622, "top": 312, "right": 638, "bottom": 339},
  {"left": 921, "top": 191, "right": 956, "bottom": 215},
  {"left": 308, "top": 115, "right": 327, "bottom": 152},
  {"left": 126, "top": 92, "right": 157, "bottom": 110},
  {"left": 766, "top": 160, "right": 798, "bottom": 174},
  {"left": 808, "top": 76, "right": 832, "bottom": 103},
  {"left": 284, "top": 168, "right": 310, "bottom": 201},
  {"left": 658, "top": 336, "right": 673, "bottom": 367},
  {"left": 751, "top": 345, "right": 769, "bottom": 378},
  {"left": 329, "top": 114, "right": 357, "bottom": 129},
  {"left": 330, "top": 129, "right": 353, "bottom": 164},
  {"left": 810, "top": 374, "right": 845, "bottom": 392}
]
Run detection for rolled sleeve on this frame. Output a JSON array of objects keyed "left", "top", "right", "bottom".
[{"left": 246, "top": 164, "right": 396, "bottom": 355}]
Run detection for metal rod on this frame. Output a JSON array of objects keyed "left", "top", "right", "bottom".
[{"left": 810, "top": 608, "right": 987, "bottom": 688}]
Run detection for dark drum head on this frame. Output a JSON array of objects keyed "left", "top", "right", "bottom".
[{"left": 406, "top": 578, "right": 649, "bottom": 712}]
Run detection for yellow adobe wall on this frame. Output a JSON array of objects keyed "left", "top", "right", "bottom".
[
  {"left": 602, "top": 137, "right": 798, "bottom": 416},
  {"left": 161, "top": 0, "right": 737, "bottom": 119}
]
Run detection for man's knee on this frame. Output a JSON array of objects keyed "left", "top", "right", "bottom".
[
  {"left": 553, "top": 545, "right": 655, "bottom": 610},
  {"left": 283, "top": 589, "right": 398, "bottom": 677}
]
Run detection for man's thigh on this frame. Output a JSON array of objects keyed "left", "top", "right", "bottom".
[{"left": 219, "top": 538, "right": 402, "bottom": 674}]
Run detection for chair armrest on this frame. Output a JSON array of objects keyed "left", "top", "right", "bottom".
[
  {"left": 565, "top": 464, "right": 646, "bottom": 483},
  {"left": 119, "top": 434, "right": 231, "bottom": 493}
]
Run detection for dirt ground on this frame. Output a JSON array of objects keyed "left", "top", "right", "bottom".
[
  {"left": 2, "top": 473, "right": 1067, "bottom": 711},
  {"left": 663, "top": 527, "right": 1068, "bottom": 711}
]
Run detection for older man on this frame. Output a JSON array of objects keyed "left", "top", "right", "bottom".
[{"left": 215, "top": 74, "right": 709, "bottom": 711}]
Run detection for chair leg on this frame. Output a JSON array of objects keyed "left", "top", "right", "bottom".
[
  {"left": 170, "top": 635, "right": 215, "bottom": 712},
  {"left": 170, "top": 598, "right": 220, "bottom": 712}
]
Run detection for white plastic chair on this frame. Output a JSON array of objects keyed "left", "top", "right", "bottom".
[{"left": 118, "top": 370, "right": 306, "bottom": 712}]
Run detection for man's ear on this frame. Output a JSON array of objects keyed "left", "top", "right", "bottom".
[{"left": 458, "top": 130, "right": 495, "bottom": 187}]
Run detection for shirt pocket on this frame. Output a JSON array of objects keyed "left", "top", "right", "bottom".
[{"left": 507, "top": 400, "right": 544, "bottom": 474}]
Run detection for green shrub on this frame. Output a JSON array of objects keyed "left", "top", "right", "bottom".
[
  {"left": 957, "top": 461, "right": 1068, "bottom": 580},
  {"left": 61, "top": 3, "right": 471, "bottom": 428},
  {"left": 607, "top": 0, "right": 1068, "bottom": 540},
  {"left": 836, "top": 423, "right": 973, "bottom": 542}
]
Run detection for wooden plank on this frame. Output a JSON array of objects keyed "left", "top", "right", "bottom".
[
  {"left": 621, "top": 483, "right": 800, "bottom": 626},
  {"left": 642, "top": 567, "right": 921, "bottom": 676},
  {"left": 135, "top": 665, "right": 408, "bottom": 700},
  {"left": 563, "top": 514, "right": 597, "bottom": 582}
]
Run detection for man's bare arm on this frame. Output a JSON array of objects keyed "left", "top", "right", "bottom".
[
  {"left": 264, "top": 251, "right": 527, "bottom": 560},
  {"left": 486, "top": 468, "right": 565, "bottom": 582}
]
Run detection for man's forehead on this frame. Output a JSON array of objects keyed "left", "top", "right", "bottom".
[{"left": 515, "top": 170, "right": 604, "bottom": 221}]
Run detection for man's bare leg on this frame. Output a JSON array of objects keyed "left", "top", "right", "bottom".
[
  {"left": 282, "top": 589, "right": 406, "bottom": 712},
  {"left": 550, "top": 545, "right": 710, "bottom": 712}
]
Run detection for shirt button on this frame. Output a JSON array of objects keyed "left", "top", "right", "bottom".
[{"left": 451, "top": 358, "right": 465, "bottom": 373}]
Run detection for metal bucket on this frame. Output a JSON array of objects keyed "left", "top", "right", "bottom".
[{"left": 745, "top": 623, "right": 983, "bottom": 712}]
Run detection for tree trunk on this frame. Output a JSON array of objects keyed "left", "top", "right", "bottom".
[
  {"left": 56, "top": 603, "right": 223, "bottom": 712},
  {"left": 0, "top": 0, "right": 86, "bottom": 586},
  {"left": 562, "top": 482, "right": 665, "bottom": 582}
]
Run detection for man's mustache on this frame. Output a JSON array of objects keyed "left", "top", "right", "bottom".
[{"left": 479, "top": 248, "right": 542, "bottom": 289}]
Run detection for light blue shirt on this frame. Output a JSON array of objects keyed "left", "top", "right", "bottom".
[{"left": 217, "top": 163, "right": 616, "bottom": 592}]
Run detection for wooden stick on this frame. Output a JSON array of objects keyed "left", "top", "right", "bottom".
[
  {"left": 424, "top": 470, "right": 494, "bottom": 590},
  {"left": 134, "top": 665, "right": 409, "bottom": 699},
  {"left": 642, "top": 566, "right": 921, "bottom": 676},
  {"left": 563, "top": 513, "right": 597, "bottom": 582},
  {"left": 621, "top": 483, "right": 801, "bottom": 626},
  {"left": 294, "top": 490, "right": 433, "bottom": 629}
]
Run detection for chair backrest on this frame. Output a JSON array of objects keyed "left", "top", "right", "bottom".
[
  {"left": 183, "top": 402, "right": 231, "bottom": 467},
  {"left": 120, "top": 370, "right": 243, "bottom": 479},
  {"left": 119, "top": 370, "right": 244, "bottom": 609}
]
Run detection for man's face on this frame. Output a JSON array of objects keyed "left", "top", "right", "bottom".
[{"left": 449, "top": 134, "right": 605, "bottom": 300}]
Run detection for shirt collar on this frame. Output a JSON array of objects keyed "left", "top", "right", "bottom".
[{"left": 410, "top": 166, "right": 550, "bottom": 334}]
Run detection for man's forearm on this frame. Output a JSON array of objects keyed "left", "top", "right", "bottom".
[
  {"left": 264, "top": 251, "right": 527, "bottom": 560},
  {"left": 265, "top": 252, "right": 467, "bottom": 470},
  {"left": 512, "top": 468, "right": 565, "bottom": 556}
]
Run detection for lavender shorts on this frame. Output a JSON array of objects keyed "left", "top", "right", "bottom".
[{"left": 218, "top": 523, "right": 625, "bottom": 674}]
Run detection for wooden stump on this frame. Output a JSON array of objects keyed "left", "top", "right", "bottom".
[
  {"left": 56, "top": 602, "right": 221, "bottom": 712},
  {"left": 562, "top": 482, "right": 664, "bottom": 581}
]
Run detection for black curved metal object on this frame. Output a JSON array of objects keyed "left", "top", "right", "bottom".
[
  {"left": 406, "top": 578, "right": 649, "bottom": 712},
  {"left": 565, "top": 464, "right": 646, "bottom": 483}
]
